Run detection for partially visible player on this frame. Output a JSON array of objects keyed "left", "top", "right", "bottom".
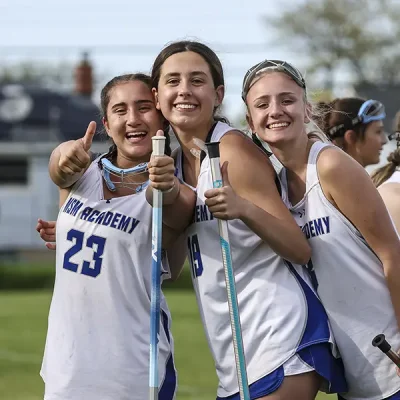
[
  {"left": 41, "top": 73, "right": 194, "bottom": 400},
  {"left": 242, "top": 59, "right": 400, "bottom": 400},
  {"left": 317, "top": 97, "right": 387, "bottom": 168},
  {"left": 372, "top": 110, "right": 400, "bottom": 233},
  {"left": 149, "top": 40, "right": 347, "bottom": 400}
]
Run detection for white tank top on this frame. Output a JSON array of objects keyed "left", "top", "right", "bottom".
[
  {"left": 40, "top": 159, "right": 177, "bottom": 400},
  {"left": 280, "top": 142, "right": 400, "bottom": 400},
  {"left": 380, "top": 169, "right": 400, "bottom": 186},
  {"left": 176, "top": 122, "right": 332, "bottom": 397}
]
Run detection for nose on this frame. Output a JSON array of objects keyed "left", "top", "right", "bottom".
[
  {"left": 126, "top": 108, "right": 142, "bottom": 127},
  {"left": 269, "top": 98, "right": 284, "bottom": 118},
  {"left": 178, "top": 79, "right": 192, "bottom": 97},
  {"left": 381, "top": 131, "right": 388, "bottom": 145}
]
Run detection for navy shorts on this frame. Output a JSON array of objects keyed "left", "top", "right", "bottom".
[{"left": 217, "top": 342, "right": 347, "bottom": 400}]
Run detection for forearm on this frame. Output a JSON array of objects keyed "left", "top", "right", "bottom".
[
  {"left": 165, "top": 233, "right": 187, "bottom": 281},
  {"left": 383, "top": 259, "right": 400, "bottom": 331},
  {"left": 146, "top": 177, "right": 196, "bottom": 232},
  {"left": 240, "top": 198, "right": 311, "bottom": 265},
  {"left": 49, "top": 142, "right": 84, "bottom": 188}
]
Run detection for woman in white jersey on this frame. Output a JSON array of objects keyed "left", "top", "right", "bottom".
[
  {"left": 148, "top": 40, "right": 347, "bottom": 400},
  {"left": 241, "top": 59, "right": 400, "bottom": 400},
  {"left": 316, "top": 97, "right": 387, "bottom": 169},
  {"left": 371, "top": 111, "right": 400, "bottom": 233},
  {"left": 41, "top": 73, "right": 195, "bottom": 400}
]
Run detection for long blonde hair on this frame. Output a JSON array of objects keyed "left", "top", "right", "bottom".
[{"left": 371, "top": 111, "right": 400, "bottom": 187}]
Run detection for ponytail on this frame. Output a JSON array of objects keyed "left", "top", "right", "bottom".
[{"left": 371, "top": 148, "right": 400, "bottom": 187}]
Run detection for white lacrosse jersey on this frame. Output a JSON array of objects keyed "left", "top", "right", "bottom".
[
  {"left": 280, "top": 141, "right": 400, "bottom": 400},
  {"left": 175, "top": 122, "right": 334, "bottom": 397},
  {"left": 40, "top": 158, "right": 177, "bottom": 400}
]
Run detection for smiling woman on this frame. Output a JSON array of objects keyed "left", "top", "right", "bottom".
[
  {"left": 99, "top": 74, "right": 172, "bottom": 169},
  {"left": 39, "top": 73, "right": 196, "bottom": 400},
  {"left": 148, "top": 41, "right": 347, "bottom": 400},
  {"left": 152, "top": 43, "right": 225, "bottom": 142},
  {"left": 242, "top": 58, "right": 400, "bottom": 400}
]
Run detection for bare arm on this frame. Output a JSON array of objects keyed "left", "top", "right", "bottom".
[
  {"left": 147, "top": 157, "right": 196, "bottom": 232},
  {"left": 319, "top": 147, "right": 400, "bottom": 330},
  {"left": 378, "top": 183, "right": 400, "bottom": 234},
  {"left": 59, "top": 188, "right": 70, "bottom": 208},
  {"left": 162, "top": 226, "right": 187, "bottom": 281},
  {"left": 206, "top": 131, "right": 311, "bottom": 265}
]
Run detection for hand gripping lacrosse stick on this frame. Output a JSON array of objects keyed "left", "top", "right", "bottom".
[
  {"left": 372, "top": 334, "right": 400, "bottom": 368},
  {"left": 205, "top": 141, "right": 251, "bottom": 400},
  {"left": 149, "top": 135, "right": 166, "bottom": 400}
]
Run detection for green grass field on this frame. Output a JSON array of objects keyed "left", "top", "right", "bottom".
[{"left": 0, "top": 290, "right": 334, "bottom": 400}]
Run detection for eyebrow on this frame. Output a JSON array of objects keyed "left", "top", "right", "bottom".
[
  {"left": 111, "top": 100, "right": 154, "bottom": 109},
  {"left": 163, "top": 71, "right": 208, "bottom": 79},
  {"left": 253, "top": 92, "right": 296, "bottom": 103}
]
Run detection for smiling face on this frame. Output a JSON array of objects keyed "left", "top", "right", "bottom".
[
  {"left": 153, "top": 51, "right": 224, "bottom": 135},
  {"left": 103, "top": 80, "right": 164, "bottom": 167},
  {"left": 245, "top": 71, "right": 309, "bottom": 147}
]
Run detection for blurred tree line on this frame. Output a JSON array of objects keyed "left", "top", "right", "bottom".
[
  {"left": 267, "top": 0, "right": 400, "bottom": 91},
  {"left": 2, "top": 0, "right": 399, "bottom": 123}
]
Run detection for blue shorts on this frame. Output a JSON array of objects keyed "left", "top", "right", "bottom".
[
  {"left": 159, "top": 310, "right": 177, "bottom": 399},
  {"left": 216, "top": 342, "right": 348, "bottom": 400},
  {"left": 338, "top": 390, "right": 400, "bottom": 400}
]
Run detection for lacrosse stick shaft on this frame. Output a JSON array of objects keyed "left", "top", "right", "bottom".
[
  {"left": 206, "top": 141, "right": 250, "bottom": 400},
  {"left": 149, "top": 136, "right": 166, "bottom": 400},
  {"left": 372, "top": 334, "right": 400, "bottom": 368}
]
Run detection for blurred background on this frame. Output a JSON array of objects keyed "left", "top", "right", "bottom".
[{"left": 0, "top": 0, "right": 399, "bottom": 398}]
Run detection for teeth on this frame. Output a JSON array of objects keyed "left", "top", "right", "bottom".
[
  {"left": 175, "top": 104, "right": 196, "bottom": 109},
  {"left": 126, "top": 132, "right": 146, "bottom": 138},
  {"left": 268, "top": 122, "right": 289, "bottom": 129}
]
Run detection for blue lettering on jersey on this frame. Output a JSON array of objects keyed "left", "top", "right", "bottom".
[
  {"left": 188, "top": 234, "right": 204, "bottom": 277},
  {"left": 63, "top": 197, "right": 140, "bottom": 235},
  {"left": 63, "top": 197, "right": 84, "bottom": 216},
  {"left": 192, "top": 204, "right": 215, "bottom": 223},
  {"left": 301, "top": 216, "right": 330, "bottom": 239}
]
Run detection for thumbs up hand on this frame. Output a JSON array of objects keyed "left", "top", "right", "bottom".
[
  {"left": 204, "top": 161, "right": 245, "bottom": 220},
  {"left": 58, "top": 121, "right": 96, "bottom": 175}
]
